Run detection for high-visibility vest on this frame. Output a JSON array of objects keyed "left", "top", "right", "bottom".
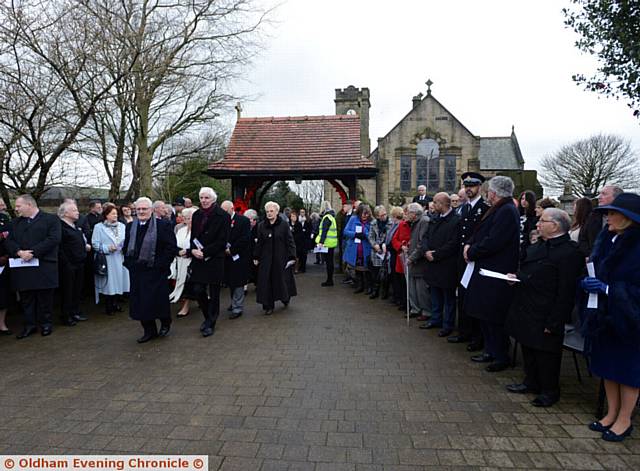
[{"left": 315, "top": 214, "right": 338, "bottom": 248}]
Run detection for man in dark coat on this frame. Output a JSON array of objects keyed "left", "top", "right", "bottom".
[
  {"left": 221, "top": 201, "right": 250, "bottom": 320},
  {"left": 123, "top": 197, "right": 178, "bottom": 343},
  {"left": 448, "top": 172, "right": 489, "bottom": 350},
  {"left": 6, "top": 195, "right": 61, "bottom": 338},
  {"left": 420, "top": 192, "right": 460, "bottom": 337},
  {"left": 253, "top": 201, "right": 297, "bottom": 315},
  {"left": 578, "top": 185, "right": 623, "bottom": 257},
  {"left": 58, "top": 201, "right": 91, "bottom": 326},
  {"left": 505, "top": 208, "right": 584, "bottom": 407},
  {"left": 189, "top": 188, "right": 231, "bottom": 337},
  {"left": 464, "top": 176, "right": 520, "bottom": 372},
  {"left": 412, "top": 185, "right": 432, "bottom": 207}
]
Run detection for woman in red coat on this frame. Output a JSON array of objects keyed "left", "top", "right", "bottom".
[{"left": 391, "top": 214, "right": 411, "bottom": 311}]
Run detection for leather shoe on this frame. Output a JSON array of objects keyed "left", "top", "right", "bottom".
[
  {"left": 466, "top": 341, "right": 484, "bottom": 352},
  {"left": 72, "top": 314, "right": 88, "bottom": 321},
  {"left": 200, "top": 322, "right": 207, "bottom": 332},
  {"left": 61, "top": 317, "right": 77, "bottom": 327},
  {"left": 16, "top": 327, "right": 37, "bottom": 339},
  {"left": 416, "top": 314, "right": 430, "bottom": 321},
  {"left": 506, "top": 383, "right": 539, "bottom": 394},
  {"left": 201, "top": 327, "right": 214, "bottom": 337},
  {"left": 229, "top": 311, "right": 243, "bottom": 320},
  {"left": 588, "top": 421, "right": 612, "bottom": 432},
  {"left": 530, "top": 394, "right": 559, "bottom": 407},
  {"left": 485, "top": 361, "right": 510, "bottom": 372},
  {"left": 438, "top": 328, "right": 453, "bottom": 337},
  {"left": 227, "top": 305, "right": 233, "bottom": 312},
  {"left": 158, "top": 326, "right": 170, "bottom": 337},
  {"left": 40, "top": 327, "right": 52, "bottom": 336},
  {"left": 471, "top": 353, "right": 494, "bottom": 363},
  {"left": 419, "top": 321, "right": 442, "bottom": 330},
  {"left": 447, "top": 335, "right": 470, "bottom": 344},
  {"left": 264, "top": 309, "right": 273, "bottom": 315},
  {"left": 137, "top": 333, "right": 157, "bottom": 343},
  {"left": 0, "top": 329, "right": 12, "bottom": 336},
  {"left": 602, "top": 425, "right": 633, "bottom": 442},
  {"left": 321, "top": 281, "right": 334, "bottom": 287}
]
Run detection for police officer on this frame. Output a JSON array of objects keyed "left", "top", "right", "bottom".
[{"left": 447, "top": 172, "right": 489, "bottom": 351}]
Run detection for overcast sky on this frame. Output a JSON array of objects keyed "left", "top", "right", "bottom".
[{"left": 231, "top": 0, "right": 640, "bottom": 175}]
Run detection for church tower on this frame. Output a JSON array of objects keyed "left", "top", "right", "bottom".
[{"left": 335, "top": 86, "right": 370, "bottom": 158}]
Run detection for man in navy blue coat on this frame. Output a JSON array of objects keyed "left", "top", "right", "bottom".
[{"left": 463, "top": 176, "right": 520, "bottom": 372}]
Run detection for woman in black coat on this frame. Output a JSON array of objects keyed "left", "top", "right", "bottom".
[
  {"left": 254, "top": 201, "right": 297, "bottom": 315},
  {"left": 289, "top": 211, "right": 306, "bottom": 273},
  {"left": 518, "top": 190, "right": 538, "bottom": 258},
  {"left": 188, "top": 188, "right": 231, "bottom": 337}
]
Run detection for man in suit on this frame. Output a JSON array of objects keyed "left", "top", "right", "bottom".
[
  {"left": 447, "top": 172, "right": 489, "bottom": 350},
  {"left": 6, "top": 194, "right": 62, "bottom": 338},
  {"left": 578, "top": 185, "right": 623, "bottom": 258},
  {"left": 124, "top": 197, "right": 179, "bottom": 343},
  {"left": 412, "top": 185, "right": 432, "bottom": 207},
  {"left": 221, "top": 200, "right": 251, "bottom": 319},
  {"left": 189, "top": 187, "right": 231, "bottom": 337}
]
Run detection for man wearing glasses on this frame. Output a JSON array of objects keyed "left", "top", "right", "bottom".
[{"left": 504, "top": 208, "right": 584, "bottom": 407}]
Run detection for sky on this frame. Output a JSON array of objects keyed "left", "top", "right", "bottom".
[{"left": 230, "top": 0, "right": 640, "bottom": 176}]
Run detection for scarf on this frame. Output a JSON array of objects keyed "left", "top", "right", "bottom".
[
  {"left": 126, "top": 216, "right": 157, "bottom": 267},
  {"left": 196, "top": 205, "right": 215, "bottom": 234}
]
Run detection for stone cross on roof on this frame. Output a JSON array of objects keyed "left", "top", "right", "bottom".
[{"left": 425, "top": 79, "right": 433, "bottom": 95}]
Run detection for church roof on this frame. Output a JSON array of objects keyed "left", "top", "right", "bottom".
[
  {"left": 479, "top": 132, "right": 524, "bottom": 170},
  {"left": 209, "top": 115, "right": 377, "bottom": 178}
]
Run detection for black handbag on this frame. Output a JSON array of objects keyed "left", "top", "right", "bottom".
[{"left": 94, "top": 250, "right": 108, "bottom": 277}]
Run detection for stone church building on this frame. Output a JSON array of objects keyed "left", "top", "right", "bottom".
[{"left": 326, "top": 83, "right": 540, "bottom": 208}]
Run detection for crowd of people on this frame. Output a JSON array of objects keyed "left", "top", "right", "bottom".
[{"left": 1, "top": 176, "right": 639, "bottom": 443}]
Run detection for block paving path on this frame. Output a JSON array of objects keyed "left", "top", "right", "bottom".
[{"left": 0, "top": 261, "right": 638, "bottom": 470}]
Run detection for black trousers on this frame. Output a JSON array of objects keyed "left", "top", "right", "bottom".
[
  {"left": 323, "top": 248, "right": 335, "bottom": 282},
  {"left": 193, "top": 282, "right": 221, "bottom": 329},
  {"left": 140, "top": 318, "right": 171, "bottom": 336},
  {"left": 60, "top": 264, "right": 84, "bottom": 317},
  {"left": 297, "top": 250, "right": 308, "bottom": 272},
  {"left": 522, "top": 344, "right": 562, "bottom": 396},
  {"left": 20, "top": 289, "right": 54, "bottom": 329},
  {"left": 391, "top": 271, "right": 406, "bottom": 307},
  {"left": 457, "top": 287, "right": 483, "bottom": 343},
  {"left": 480, "top": 320, "right": 511, "bottom": 363}
]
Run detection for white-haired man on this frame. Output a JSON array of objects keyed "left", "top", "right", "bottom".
[
  {"left": 220, "top": 200, "right": 251, "bottom": 319},
  {"left": 412, "top": 185, "right": 432, "bottom": 208},
  {"left": 188, "top": 187, "right": 231, "bottom": 337},
  {"left": 123, "top": 197, "right": 178, "bottom": 343}
]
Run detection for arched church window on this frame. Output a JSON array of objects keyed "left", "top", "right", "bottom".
[
  {"left": 400, "top": 156, "right": 411, "bottom": 192},
  {"left": 416, "top": 139, "right": 440, "bottom": 193}
]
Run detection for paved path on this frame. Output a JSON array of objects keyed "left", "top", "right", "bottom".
[{"left": 0, "top": 262, "right": 637, "bottom": 470}]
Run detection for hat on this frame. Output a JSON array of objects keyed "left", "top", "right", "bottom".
[
  {"left": 461, "top": 172, "right": 485, "bottom": 186},
  {"left": 173, "top": 196, "right": 185, "bottom": 206},
  {"left": 594, "top": 192, "right": 640, "bottom": 224}
]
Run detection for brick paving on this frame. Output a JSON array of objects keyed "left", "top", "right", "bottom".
[{"left": 0, "top": 261, "right": 638, "bottom": 470}]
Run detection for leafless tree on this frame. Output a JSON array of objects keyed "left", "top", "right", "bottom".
[
  {"left": 540, "top": 133, "right": 639, "bottom": 197},
  {"left": 290, "top": 180, "right": 325, "bottom": 212}
]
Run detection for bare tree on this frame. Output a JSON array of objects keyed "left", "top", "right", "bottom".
[
  {"left": 540, "top": 134, "right": 639, "bottom": 197},
  {"left": 290, "top": 180, "right": 325, "bottom": 212}
]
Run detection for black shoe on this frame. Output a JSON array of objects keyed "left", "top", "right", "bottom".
[
  {"left": 229, "top": 311, "right": 243, "bottom": 320},
  {"left": 369, "top": 291, "right": 379, "bottom": 299},
  {"left": 602, "top": 425, "right": 633, "bottom": 442},
  {"left": 530, "top": 394, "right": 559, "bottom": 407},
  {"left": 40, "top": 327, "right": 52, "bottom": 337},
  {"left": 419, "top": 321, "right": 442, "bottom": 330},
  {"left": 114, "top": 304, "right": 123, "bottom": 313},
  {"left": 341, "top": 279, "right": 354, "bottom": 285},
  {"left": 471, "top": 353, "right": 494, "bottom": 363},
  {"left": 61, "top": 317, "right": 77, "bottom": 327},
  {"left": 588, "top": 421, "right": 612, "bottom": 433},
  {"left": 200, "top": 322, "right": 207, "bottom": 332},
  {"left": 72, "top": 314, "right": 88, "bottom": 322},
  {"left": 321, "top": 281, "right": 334, "bottom": 287},
  {"left": 485, "top": 361, "right": 510, "bottom": 372},
  {"left": 283, "top": 301, "right": 289, "bottom": 307},
  {"left": 353, "top": 286, "right": 364, "bottom": 294},
  {"left": 466, "top": 341, "right": 484, "bottom": 352},
  {"left": 447, "top": 335, "right": 470, "bottom": 344},
  {"left": 16, "top": 327, "right": 37, "bottom": 339},
  {"left": 0, "top": 329, "right": 12, "bottom": 336},
  {"left": 264, "top": 309, "right": 273, "bottom": 316},
  {"left": 438, "top": 328, "right": 454, "bottom": 337},
  {"left": 506, "top": 383, "right": 539, "bottom": 394},
  {"left": 158, "top": 326, "right": 170, "bottom": 337},
  {"left": 226, "top": 305, "right": 233, "bottom": 312},
  {"left": 201, "top": 327, "right": 214, "bottom": 337},
  {"left": 137, "top": 333, "right": 157, "bottom": 343}
]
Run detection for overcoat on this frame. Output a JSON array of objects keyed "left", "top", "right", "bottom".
[
  {"left": 578, "top": 211, "right": 605, "bottom": 258},
  {"left": 581, "top": 226, "right": 640, "bottom": 387},
  {"left": 123, "top": 219, "right": 178, "bottom": 321},
  {"left": 6, "top": 211, "right": 61, "bottom": 291},
  {"left": 290, "top": 220, "right": 306, "bottom": 255},
  {"left": 457, "top": 197, "right": 490, "bottom": 275},
  {"left": 92, "top": 222, "right": 130, "bottom": 301},
  {"left": 464, "top": 198, "right": 520, "bottom": 324},
  {"left": 406, "top": 215, "right": 431, "bottom": 276},
  {"left": 300, "top": 219, "right": 314, "bottom": 251},
  {"left": 391, "top": 220, "right": 411, "bottom": 274},
  {"left": 422, "top": 211, "right": 460, "bottom": 289},
  {"left": 189, "top": 205, "right": 231, "bottom": 285},
  {"left": 253, "top": 217, "right": 297, "bottom": 306},
  {"left": 505, "top": 234, "right": 584, "bottom": 352},
  {"left": 343, "top": 216, "right": 371, "bottom": 267},
  {"left": 225, "top": 213, "right": 251, "bottom": 288}
]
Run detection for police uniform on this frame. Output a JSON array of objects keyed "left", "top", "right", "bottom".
[{"left": 448, "top": 172, "right": 489, "bottom": 348}]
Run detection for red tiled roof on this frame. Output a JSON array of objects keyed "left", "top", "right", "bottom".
[{"left": 208, "top": 115, "right": 376, "bottom": 177}]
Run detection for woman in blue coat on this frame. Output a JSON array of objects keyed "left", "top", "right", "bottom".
[
  {"left": 342, "top": 204, "right": 373, "bottom": 294},
  {"left": 92, "top": 203, "right": 130, "bottom": 314},
  {"left": 581, "top": 193, "right": 640, "bottom": 442}
]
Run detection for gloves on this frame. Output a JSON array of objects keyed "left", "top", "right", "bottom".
[
  {"left": 354, "top": 232, "right": 365, "bottom": 240},
  {"left": 581, "top": 277, "right": 608, "bottom": 294}
]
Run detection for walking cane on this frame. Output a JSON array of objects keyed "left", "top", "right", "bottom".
[{"left": 404, "top": 253, "right": 410, "bottom": 326}]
